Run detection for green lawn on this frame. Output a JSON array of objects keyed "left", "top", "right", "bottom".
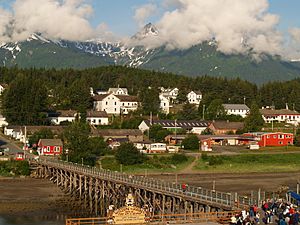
[
  {"left": 195, "top": 153, "right": 300, "bottom": 173},
  {"left": 99, "top": 154, "right": 194, "bottom": 174}
]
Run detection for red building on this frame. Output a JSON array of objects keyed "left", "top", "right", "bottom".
[
  {"left": 243, "top": 132, "right": 294, "bottom": 147},
  {"left": 38, "top": 139, "right": 63, "bottom": 156}
]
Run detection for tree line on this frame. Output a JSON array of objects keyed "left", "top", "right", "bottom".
[{"left": 0, "top": 66, "right": 300, "bottom": 125}]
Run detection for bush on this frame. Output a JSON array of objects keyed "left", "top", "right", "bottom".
[
  {"left": 115, "top": 142, "right": 147, "bottom": 165},
  {"left": 171, "top": 154, "right": 188, "bottom": 164},
  {"left": 201, "top": 152, "right": 208, "bottom": 161},
  {"left": 208, "top": 156, "right": 224, "bottom": 166},
  {"left": 0, "top": 161, "right": 30, "bottom": 176},
  {"left": 181, "top": 135, "right": 199, "bottom": 150}
]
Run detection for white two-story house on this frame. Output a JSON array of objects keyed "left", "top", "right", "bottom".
[
  {"left": 159, "top": 94, "right": 171, "bottom": 114},
  {"left": 223, "top": 104, "right": 250, "bottom": 118},
  {"left": 187, "top": 91, "right": 202, "bottom": 105},
  {"left": 93, "top": 93, "right": 138, "bottom": 115}
]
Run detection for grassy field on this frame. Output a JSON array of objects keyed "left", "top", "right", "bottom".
[
  {"left": 99, "top": 154, "right": 194, "bottom": 174},
  {"left": 194, "top": 153, "right": 300, "bottom": 173}
]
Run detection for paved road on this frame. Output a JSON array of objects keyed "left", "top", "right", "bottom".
[{"left": 0, "top": 133, "right": 23, "bottom": 157}]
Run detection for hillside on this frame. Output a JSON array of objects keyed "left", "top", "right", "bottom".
[{"left": 1, "top": 30, "right": 300, "bottom": 84}]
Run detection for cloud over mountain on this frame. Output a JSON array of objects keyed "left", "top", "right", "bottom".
[
  {"left": 133, "top": 0, "right": 285, "bottom": 57},
  {"left": 0, "top": 0, "right": 96, "bottom": 42}
]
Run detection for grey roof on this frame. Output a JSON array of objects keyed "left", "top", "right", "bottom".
[
  {"left": 116, "top": 95, "right": 138, "bottom": 102},
  {"left": 222, "top": 104, "right": 250, "bottom": 111},
  {"left": 91, "top": 129, "right": 143, "bottom": 137},
  {"left": 108, "top": 88, "right": 128, "bottom": 93},
  {"left": 210, "top": 121, "right": 244, "bottom": 130},
  {"left": 38, "top": 139, "right": 63, "bottom": 146},
  {"left": 260, "top": 108, "right": 300, "bottom": 116},
  {"left": 144, "top": 120, "right": 209, "bottom": 128},
  {"left": 86, "top": 110, "right": 108, "bottom": 118},
  {"left": 56, "top": 110, "right": 77, "bottom": 117}
]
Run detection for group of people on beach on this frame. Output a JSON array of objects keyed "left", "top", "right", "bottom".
[{"left": 230, "top": 199, "right": 300, "bottom": 225}]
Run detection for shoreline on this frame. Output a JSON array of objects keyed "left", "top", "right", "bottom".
[{"left": 0, "top": 177, "right": 74, "bottom": 218}]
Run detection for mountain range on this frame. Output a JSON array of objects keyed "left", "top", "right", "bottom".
[{"left": 1, "top": 23, "right": 300, "bottom": 84}]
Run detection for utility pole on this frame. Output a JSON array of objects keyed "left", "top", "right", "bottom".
[{"left": 202, "top": 105, "right": 205, "bottom": 120}]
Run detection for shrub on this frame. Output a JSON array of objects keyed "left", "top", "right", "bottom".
[
  {"left": 115, "top": 142, "right": 147, "bottom": 165},
  {"left": 208, "top": 156, "right": 224, "bottom": 166},
  {"left": 171, "top": 154, "right": 188, "bottom": 164}
]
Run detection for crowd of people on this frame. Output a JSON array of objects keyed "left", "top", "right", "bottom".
[{"left": 230, "top": 199, "right": 300, "bottom": 225}]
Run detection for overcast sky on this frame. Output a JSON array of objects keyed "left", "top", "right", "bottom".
[{"left": 0, "top": 0, "right": 300, "bottom": 59}]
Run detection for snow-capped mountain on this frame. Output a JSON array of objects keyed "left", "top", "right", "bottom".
[{"left": 1, "top": 24, "right": 300, "bottom": 84}]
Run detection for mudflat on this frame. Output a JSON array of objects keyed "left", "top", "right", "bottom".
[
  {"left": 149, "top": 171, "right": 300, "bottom": 195},
  {"left": 0, "top": 177, "right": 70, "bottom": 218}
]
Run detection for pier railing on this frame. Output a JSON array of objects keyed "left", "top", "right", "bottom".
[{"left": 38, "top": 157, "right": 256, "bottom": 210}]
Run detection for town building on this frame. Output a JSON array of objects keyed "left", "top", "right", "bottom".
[
  {"left": 49, "top": 110, "right": 77, "bottom": 125},
  {"left": 187, "top": 91, "right": 202, "bottom": 105},
  {"left": 108, "top": 87, "right": 128, "bottom": 95},
  {"left": 86, "top": 110, "right": 109, "bottom": 126},
  {"left": 139, "top": 120, "right": 209, "bottom": 134},
  {"left": 159, "top": 94, "right": 171, "bottom": 114},
  {"left": 93, "top": 93, "right": 138, "bottom": 115},
  {"left": 243, "top": 132, "right": 294, "bottom": 147},
  {"left": 208, "top": 121, "right": 244, "bottom": 135},
  {"left": 222, "top": 104, "right": 250, "bottom": 118},
  {"left": 37, "top": 139, "right": 63, "bottom": 156},
  {"left": 199, "top": 135, "right": 257, "bottom": 151},
  {"left": 0, "top": 114, "right": 8, "bottom": 127},
  {"left": 260, "top": 108, "right": 300, "bottom": 125},
  {"left": 91, "top": 128, "right": 144, "bottom": 143},
  {"left": 0, "top": 83, "right": 8, "bottom": 95},
  {"left": 160, "top": 87, "right": 179, "bottom": 100}
]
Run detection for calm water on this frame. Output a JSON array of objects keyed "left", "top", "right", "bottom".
[{"left": 0, "top": 215, "right": 65, "bottom": 225}]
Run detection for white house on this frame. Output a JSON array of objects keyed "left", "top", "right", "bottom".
[
  {"left": 4, "top": 126, "right": 22, "bottom": 141},
  {"left": 149, "top": 143, "right": 167, "bottom": 153},
  {"left": 49, "top": 110, "right": 77, "bottom": 125},
  {"left": 223, "top": 104, "right": 250, "bottom": 118},
  {"left": 93, "top": 93, "right": 138, "bottom": 115},
  {"left": 187, "top": 91, "right": 202, "bottom": 105},
  {"left": 108, "top": 87, "right": 128, "bottom": 95},
  {"left": 159, "top": 94, "right": 171, "bottom": 114},
  {"left": 0, "top": 83, "right": 8, "bottom": 95},
  {"left": 160, "top": 87, "right": 179, "bottom": 100},
  {"left": 260, "top": 108, "right": 300, "bottom": 125},
  {"left": 0, "top": 114, "right": 8, "bottom": 127},
  {"left": 86, "top": 110, "right": 109, "bottom": 126},
  {"left": 138, "top": 120, "right": 209, "bottom": 134}
]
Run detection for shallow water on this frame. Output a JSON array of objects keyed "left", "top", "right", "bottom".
[{"left": 0, "top": 215, "right": 65, "bottom": 225}]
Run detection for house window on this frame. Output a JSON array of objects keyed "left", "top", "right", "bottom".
[
  {"left": 106, "top": 102, "right": 108, "bottom": 105},
  {"left": 115, "top": 108, "right": 117, "bottom": 112},
  {"left": 279, "top": 141, "right": 283, "bottom": 145},
  {"left": 54, "top": 147, "right": 60, "bottom": 152},
  {"left": 47, "top": 146, "right": 50, "bottom": 152},
  {"left": 279, "top": 135, "right": 284, "bottom": 139},
  {"left": 267, "top": 135, "right": 270, "bottom": 139},
  {"left": 93, "top": 119, "right": 96, "bottom": 123},
  {"left": 273, "top": 135, "right": 277, "bottom": 138},
  {"left": 114, "top": 102, "right": 117, "bottom": 105},
  {"left": 98, "top": 119, "right": 101, "bottom": 124}
]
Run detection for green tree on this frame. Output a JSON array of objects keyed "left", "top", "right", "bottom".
[
  {"left": 176, "top": 89, "right": 188, "bottom": 104},
  {"left": 294, "top": 129, "right": 300, "bottom": 146},
  {"left": 115, "top": 142, "right": 146, "bottom": 165},
  {"left": 68, "top": 78, "right": 92, "bottom": 112},
  {"left": 206, "top": 99, "right": 226, "bottom": 120},
  {"left": 149, "top": 124, "right": 171, "bottom": 142},
  {"left": 138, "top": 87, "right": 160, "bottom": 114},
  {"left": 29, "top": 128, "right": 54, "bottom": 147},
  {"left": 63, "top": 120, "right": 95, "bottom": 165},
  {"left": 181, "top": 135, "right": 199, "bottom": 150},
  {"left": 244, "top": 102, "right": 264, "bottom": 132},
  {"left": 177, "top": 103, "right": 198, "bottom": 120},
  {"left": 2, "top": 73, "right": 48, "bottom": 125}
]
